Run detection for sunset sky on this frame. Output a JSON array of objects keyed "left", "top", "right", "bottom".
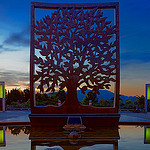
[{"left": 0, "top": 0, "right": 150, "bottom": 96}]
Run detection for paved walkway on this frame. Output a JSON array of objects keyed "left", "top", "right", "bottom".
[
  {"left": 0, "top": 110, "right": 30, "bottom": 122},
  {"left": 119, "top": 112, "right": 150, "bottom": 123},
  {"left": 0, "top": 111, "right": 150, "bottom": 123}
]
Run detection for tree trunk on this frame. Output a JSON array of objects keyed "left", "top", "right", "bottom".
[{"left": 65, "top": 78, "right": 79, "bottom": 107}]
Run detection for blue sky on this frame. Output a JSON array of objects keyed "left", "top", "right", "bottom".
[{"left": 0, "top": 0, "right": 150, "bottom": 96}]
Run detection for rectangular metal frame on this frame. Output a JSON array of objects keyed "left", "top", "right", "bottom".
[{"left": 30, "top": 2, "right": 120, "bottom": 113}]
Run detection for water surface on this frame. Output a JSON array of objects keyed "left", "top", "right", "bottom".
[{"left": 0, "top": 125, "right": 150, "bottom": 150}]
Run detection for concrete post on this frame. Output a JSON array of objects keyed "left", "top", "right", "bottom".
[
  {"left": 2, "top": 82, "right": 5, "bottom": 111},
  {"left": 145, "top": 84, "right": 148, "bottom": 113},
  {"left": 145, "top": 84, "right": 150, "bottom": 113}
]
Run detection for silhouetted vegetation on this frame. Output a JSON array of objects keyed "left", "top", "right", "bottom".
[
  {"left": 135, "top": 95, "right": 145, "bottom": 109},
  {"left": 81, "top": 92, "right": 146, "bottom": 111},
  {"left": 6, "top": 88, "right": 30, "bottom": 108},
  {"left": 6, "top": 88, "right": 67, "bottom": 108},
  {"left": 5, "top": 88, "right": 148, "bottom": 111},
  {"left": 82, "top": 91, "right": 98, "bottom": 105},
  {"left": 36, "top": 90, "right": 66, "bottom": 106}
]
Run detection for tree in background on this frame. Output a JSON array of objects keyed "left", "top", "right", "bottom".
[
  {"left": 110, "top": 96, "right": 123, "bottom": 108},
  {"left": 109, "top": 97, "right": 114, "bottom": 107},
  {"left": 124, "top": 99, "right": 133, "bottom": 109},
  {"left": 119, "top": 99, "right": 125, "bottom": 108},
  {"left": 55, "top": 90, "right": 66, "bottom": 104},
  {"left": 6, "top": 88, "right": 31, "bottom": 105},
  {"left": 136, "top": 95, "right": 145, "bottom": 109},
  {"left": 23, "top": 89, "right": 30, "bottom": 102},
  {"left": 6, "top": 88, "right": 24, "bottom": 105},
  {"left": 36, "top": 90, "right": 67, "bottom": 106},
  {"left": 82, "top": 91, "right": 98, "bottom": 105},
  {"left": 36, "top": 93, "right": 49, "bottom": 106},
  {"left": 99, "top": 99, "right": 111, "bottom": 107},
  {"left": 134, "top": 99, "right": 139, "bottom": 108},
  {"left": 6, "top": 88, "right": 67, "bottom": 107}
]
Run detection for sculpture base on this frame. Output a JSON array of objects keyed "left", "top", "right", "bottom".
[{"left": 29, "top": 113, "right": 120, "bottom": 127}]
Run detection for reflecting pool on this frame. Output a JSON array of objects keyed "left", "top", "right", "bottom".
[{"left": 0, "top": 125, "right": 150, "bottom": 150}]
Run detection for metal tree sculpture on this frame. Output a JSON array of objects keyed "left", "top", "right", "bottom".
[{"left": 33, "top": 7, "right": 117, "bottom": 105}]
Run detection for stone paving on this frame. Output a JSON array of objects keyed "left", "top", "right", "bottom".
[{"left": 0, "top": 110, "right": 150, "bottom": 123}]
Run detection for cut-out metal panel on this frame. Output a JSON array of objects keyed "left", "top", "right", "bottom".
[{"left": 30, "top": 2, "right": 120, "bottom": 114}]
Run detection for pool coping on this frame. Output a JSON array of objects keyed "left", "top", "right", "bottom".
[
  {"left": 119, "top": 121, "right": 150, "bottom": 125},
  {"left": 0, "top": 121, "right": 150, "bottom": 126}
]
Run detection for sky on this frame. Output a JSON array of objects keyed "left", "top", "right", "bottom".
[{"left": 0, "top": 0, "right": 150, "bottom": 96}]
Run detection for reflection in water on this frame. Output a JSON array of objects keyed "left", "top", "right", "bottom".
[
  {"left": 144, "top": 126, "right": 150, "bottom": 144},
  {"left": 4, "top": 125, "right": 120, "bottom": 149},
  {"left": 29, "top": 126, "right": 119, "bottom": 150},
  {"left": 0, "top": 126, "right": 6, "bottom": 147},
  {"left": 2, "top": 125, "right": 150, "bottom": 149},
  {"left": 8, "top": 126, "right": 30, "bottom": 136},
  {"left": 39, "top": 146, "right": 64, "bottom": 150}
]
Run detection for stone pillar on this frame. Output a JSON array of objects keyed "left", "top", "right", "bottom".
[{"left": 0, "top": 82, "right": 5, "bottom": 111}]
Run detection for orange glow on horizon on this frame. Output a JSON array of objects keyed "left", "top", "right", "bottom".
[
  {"left": 5, "top": 84, "right": 29, "bottom": 92},
  {"left": 5, "top": 82, "right": 145, "bottom": 96},
  {"left": 120, "top": 80, "right": 146, "bottom": 96}
]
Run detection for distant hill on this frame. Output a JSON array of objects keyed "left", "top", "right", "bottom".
[
  {"left": 77, "top": 89, "right": 137, "bottom": 102},
  {"left": 120, "top": 95, "right": 137, "bottom": 102},
  {"left": 47, "top": 89, "right": 137, "bottom": 102}
]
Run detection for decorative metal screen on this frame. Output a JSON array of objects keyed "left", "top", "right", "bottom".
[{"left": 30, "top": 2, "right": 119, "bottom": 112}]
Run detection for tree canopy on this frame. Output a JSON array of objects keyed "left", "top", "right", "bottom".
[
  {"left": 6, "top": 88, "right": 29, "bottom": 105},
  {"left": 82, "top": 91, "right": 97, "bottom": 105},
  {"left": 135, "top": 95, "right": 145, "bottom": 109},
  {"left": 33, "top": 8, "right": 117, "bottom": 95}
]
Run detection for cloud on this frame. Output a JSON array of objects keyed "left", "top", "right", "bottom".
[
  {"left": 121, "top": 61, "right": 150, "bottom": 80},
  {"left": 120, "top": 61, "right": 150, "bottom": 96},
  {"left": 0, "top": 27, "right": 30, "bottom": 53},
  {"left": 0, "top": 44, "right": 22, "bottom": 53},
  {"left": 3, "top": 27, "right": 29, "bottom": 47},
  {"left": 0, "top": 69, "right": 29, "bottom": 89}
]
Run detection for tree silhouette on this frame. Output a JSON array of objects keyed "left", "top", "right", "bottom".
[
  {"left": 33, "top": 8, "right": 117, "bottom": 98},
  {"left": 82, "top": 91, "right": 97, "bottom": 105}
]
